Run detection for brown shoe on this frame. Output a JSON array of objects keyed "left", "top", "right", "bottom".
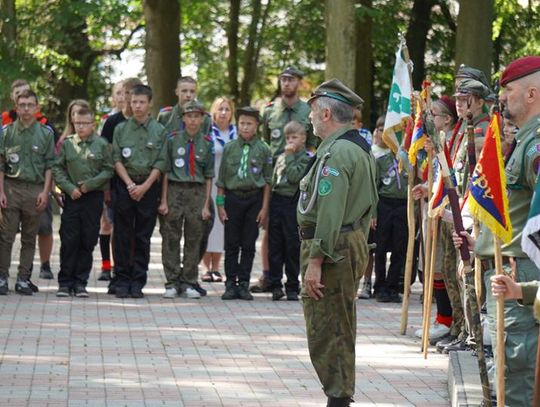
[{"left": 249, "top": 276, "right": 271, "bottom": 293}]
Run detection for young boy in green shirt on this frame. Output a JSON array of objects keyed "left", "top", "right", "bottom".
[
  {"left": 268, "top": 121, "right": 311, "bottom": 301},
  {"left": 53, "top": 107, "right": 113, "bottom": 297},
  {"left": 216, "top": 107, "right": 272, "bottom": 300}
]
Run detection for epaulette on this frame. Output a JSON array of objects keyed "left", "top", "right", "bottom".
[
  {"left": 160, "top": 106, "right": 173, "bottom": 113},
  {"left": 166, "top": 130, "right": 178, "bottom": 140},
  {"left": 40, "top": 123, "right": 55, "bottom": 135}
]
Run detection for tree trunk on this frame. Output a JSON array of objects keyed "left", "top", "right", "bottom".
[
  {"left": 454, "top": 0, "right": 493, "bottom": 79},
  {"left": 325, "top": 0, "right": 357, "bottom": 89},
  {"left": 355, "top": 0, "right": 373, "bottom": 128},
  {"left": 143, "top": 0, "right": 180, "bottom": 116},
  {"left": 0, "top": 0, "right": 16, "bottom": 57},
  {"left": 405, "top": 0, "right": 435, "bottom": 89},
  {"left": 227, "top": 0, "right": 240, "bottom": 104}
]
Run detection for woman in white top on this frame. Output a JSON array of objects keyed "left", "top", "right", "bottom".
[{"left": 201, "top": 97, "right": 237, "bottom": 282}]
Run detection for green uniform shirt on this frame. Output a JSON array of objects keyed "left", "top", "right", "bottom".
[
  {"left": 157, "top": 104, "right": 212, "bottom": 136},
  {"left": 216, "top": 136, "right": 272, "bottom": 190},
  {"left": 0, "top": 120, "right": 55, "bottom": 184},
  {"left": 261, "top": 99, "right": 316, "bottom": 158},
  {"left": 297, "top": 126, "right": 378, "bottom": 262},
  {"left": 272, "top": 148, "right": 312, "bottom": 197},
  {"left": 112, "top": 117, "right": 167, "bottom": 176},
  {"left": 53, "top": 133, "right": 113, "bottom": 195},
  {"left": 520, "top": 281, "right": 540, "bottom": 321},
  {"left": 376, "top": 150, "right": 408, "bottom": 200},
  {"left": 157, "top": 129, "right": 214, "bottom": 183},
  {"left": 475, "top": 114, "right": 540, "bottom": 258},
  {"left": 452, "top": 113, "right": 490, "bottom": 195}
]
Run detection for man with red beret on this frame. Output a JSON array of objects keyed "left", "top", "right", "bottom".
[{"left": 455, "top": 55, "right": 540, "bottom": 406}]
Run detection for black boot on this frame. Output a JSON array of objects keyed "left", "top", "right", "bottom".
[
  {"left": 221, "top": 281, "right": 238, "bottom": 300},
  {"left": 327, "top": 396, "right": 352, "bottom": 407},
  {"left": 237, "top": 281, "right": 254, "bottom": 300}
]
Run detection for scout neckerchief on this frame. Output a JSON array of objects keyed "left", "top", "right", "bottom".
[
  {"left": 212, "top": 124, "right": 236, "bottom": 147},
  {"left": 237, "top": 142, "right": 250, "bottom": 179},
  {"left": 274, "top": 153, "right": 287, "bottom": 185}
]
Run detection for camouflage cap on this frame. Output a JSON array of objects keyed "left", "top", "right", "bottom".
[
  {"left": 182, "top": 100, "right": 205, "bottom": 115},
  {"left": 280, "top": 66, "right": 304, "bottom": 79},
  {"left": 307, "top": 78, "right": 364, "bottom": 108},
  {"left": 454, "top": 78, "right": 490, "bottom": 99},
  {"left": 455, "top": 64, "right": 490, "bottom": 88},
  {"left": 236, "top": 106, "right": 260, "bottom": 122}
]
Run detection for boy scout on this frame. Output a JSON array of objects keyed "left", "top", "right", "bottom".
[
  {"left": 372, "top": 116, "right": 408, "bottom": 303},
  {"left": 157, "top": 101, "right": 214, "bottom": 299},
  {"left": 0, "top": 89, "right": 55, "bottom": 295},
  {"left": 216, "top": 107, "right": 272, "bottom": 301},
  {"left": 112, "top": 84, "right": 167, "bottom": 299},
  {"left": 268, "top": 121, "right": 311, "bottom": 301},
  {"left": 53, "top": 107, "right": 113, "bottom": 297},
  {"left": 157, "top": 76, "right": 211, "bottom": 136},
  {"left": 455, "top": 56, "right": 540, "bottom": 407},
  {"left": 298, "top": 79, "right": 377, "bottom": 407}
]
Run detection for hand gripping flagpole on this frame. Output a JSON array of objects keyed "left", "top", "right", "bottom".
[{"left": 435, "top": 133, "right": 492, "bottom": 406}]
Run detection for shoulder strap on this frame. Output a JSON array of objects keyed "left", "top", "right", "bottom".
[{"left": 337, "top": 129, "right": 371, "bottom": 154}]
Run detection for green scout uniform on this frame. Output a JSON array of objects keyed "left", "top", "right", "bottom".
[
  {"left": 53, "top": 133, "right": 114, "bottom": 289},
  {"left": 476, "top": 114, "right": 540, "bottom": 407},
  {"left": 262, "top": 99, "right": 316, "bottom": 158},
  {"left": 157, "top": 104, "right": 212, "bottom": 136},
  {"left": 0, "top": 120, "right": 55, "bottom": 280},
  {"left": 217, "top": 134, "right": 272, "bottom": 284},
  {"left": 272, "top": 148, "right": 312, "bottom": 197},
  {"left": 520, "top": 281, "right": 540, "bottom": 321},
  {"left": 111, "top": 117, "right": 167, "bottom": 293},
  {"left": 158, "top": 128, "right": 214, "bottom": 290},
  {"left": 297, "top": 125, "right": 377, "bottom": 398}
]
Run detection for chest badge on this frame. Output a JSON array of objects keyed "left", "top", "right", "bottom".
[
  {"left": 175, "top": 158, "right": 185, "bottom": 168},
  {"left": 271, "top": 129, "right": 281, "bottom": 139},
  {"left": 177, "top": 147, "right": 185, "bottom": 155},
  {"left": 9, "top": 153, "right": 19, "bottom": 163},
  {"left": 122, "top": 147, "right": 132, "bottom": 158}
]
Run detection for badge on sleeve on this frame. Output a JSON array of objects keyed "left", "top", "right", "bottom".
[
  {"left": 321, "top": 166, "right": 340, "bottom": 177},
  {"left": 122, "top": 147, "right": 132, "bottom": 158},
  {"left": 175, "top": 158, "right": 185, "bottom": 168},
  {"left": 318, "top": 179, "right": 332, "bottom": 196},
  {"left": 9, "top": 153, "right": 19, "bottom": 163}
]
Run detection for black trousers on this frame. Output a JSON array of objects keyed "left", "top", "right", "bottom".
[
  {"left": 268, "top": 193, "right": 300, "bottom": 293},
  {"left": 373, "top": 196, "right": 407, "bottom": 294},
  {"left": 58, "top": 191, "right": 103, "bottom": 288},
  {"left": 113, "top": 180, "right": 160, "bottom": 290},
  {"left": 224, "top": 190, "right": 262, "bottom": 283}
]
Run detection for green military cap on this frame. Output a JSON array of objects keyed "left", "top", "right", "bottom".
[
  {"left": 182, "top": 100, "right": 205, "bottom": 115},
  {"left": 456, "top": 64, "right": 490, "bottom": 88},
  {"left": 237, "top": 106, "right": 260, "bottom": 122},
  {"left": 280, "top": 66, "right": 304, "bottom": 79},
  {"left": 307, "top": 78, "right": 364, "bottom": 108},
  {"left": 454, "top": 78, "right": 490, "bottom": 99}
]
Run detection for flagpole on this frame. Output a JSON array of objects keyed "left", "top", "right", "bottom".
[
  {"left": 493, "top": 238, "right": 505, "bottom": 407},
  {"left": 399, "top": 35, "right": 416, "bottom": 335},
  {"left": 422, "top": 216, "right": 439, "bottom": 358}
]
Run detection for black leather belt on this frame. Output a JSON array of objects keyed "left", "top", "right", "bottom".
[
  {"left": 129, "top": 174, "right": 149, "bottom": 183},
  {"left": 229, "top": 188, "right": 261, "bottom": 198},
  {"left": 298, "top": 219, "right": 363, "bottom": 241},
  {"left": 168, "top": 180, "right": 204, "bottom": 188}
]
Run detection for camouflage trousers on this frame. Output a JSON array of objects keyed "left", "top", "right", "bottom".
[
  {"left": 439, "top": 222, "right": 465, "bottom": 337},
  {"left": 484, "top": 259, "right": 539, "bottom": 407},
  {"left": 159, "top": 182, "right": 207, "bottom": 289},
  {"left": 301, "top": 228, "right": 368, "bottom": 398}
]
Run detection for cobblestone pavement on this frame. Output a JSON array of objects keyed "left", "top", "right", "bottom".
[{"left": 0, "top": 218, "right": 449, "bottom": 406}]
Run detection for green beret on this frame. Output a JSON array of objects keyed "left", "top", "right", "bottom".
[
  {"left": 454, "top": 78, "right": 490, "bottom": 99},
  {"left": 280, "top": 66, "right": 304, "bottom": 79},
  {"left": 455, "top": 64, "right": 490, "bottom": 88},
  {"left": 236, "top": 106, "right": 260, "bottom": 122},
  {"left": 307, "top": 78, "right": 364, "bottom": 108},
  {"left": 182, "top": 100, "right": 205, "bottom": 115}
]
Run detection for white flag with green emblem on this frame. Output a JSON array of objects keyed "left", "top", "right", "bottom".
[
  {"left": 522, "top": 174, "right": 540, "bottom": 269},
  {"left": 382, "top": 41, "right": 412, "bottom": 155}
]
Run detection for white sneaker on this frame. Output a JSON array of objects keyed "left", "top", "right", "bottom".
[
  {"left": 414, "top": 321, "right": 450, "bottom": 340},
  {"left": 162, "top": 287, "right": 178, "bottom": 299},
  {"left": 181, "top": 287, "right": 201, "bottom": 299}
]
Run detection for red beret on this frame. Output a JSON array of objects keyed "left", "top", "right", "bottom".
[{"left": 500, "top": 56, "right": 540, "bottom": 87}]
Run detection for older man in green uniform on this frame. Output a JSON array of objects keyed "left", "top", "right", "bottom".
[
  {"left": 0, "top": 89, "right": 55, "bottom": 295},
  {"left": 157, "top": 101, "right": 214, "bottom": 299},
  {"left": 456, "top": 56, "right": 540, "bottom": 407},
  {"left": 297, "top": 79, "right": 377, "bottom": 407}
]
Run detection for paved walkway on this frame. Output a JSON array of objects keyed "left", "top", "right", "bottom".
[{"left": 1, "top": 218, "right": 449, "bottom": 406}]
